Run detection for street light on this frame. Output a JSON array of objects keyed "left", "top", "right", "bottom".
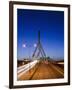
[
  {"left": 22, "top": 43, "right": 31, "bottom": 73},
  {"left": 22, "top": 43, "right": 37, "bottom": 73},
  {"left": 22, "top": 44, "right": 26, "bottom": 48},
  {"left": 33, "top": 43, "right": 37, "bottom": 59},
  {"left": 22, "top": 43, "right": 37, "bottom": 58},
  {"left": 34, "top": 43, "right": 37, "bottom": 47},
  {"left": 22, "top": 43, "right": 32, "bottom": 59}
]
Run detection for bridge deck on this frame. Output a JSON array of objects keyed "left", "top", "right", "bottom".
[{"left": 17, "top": 61, "right": 64, "bottom": 80}]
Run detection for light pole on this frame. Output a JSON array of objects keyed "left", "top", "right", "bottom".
[
  {"left": 22, "top": 44, "right": 26, "bottom": 64},
  {"left": 22, "top": 43, "right": 37, "bottom": 73},
  {"left": 22, "top": 43, "right": 31, "bottom": 59},
  {"left": 22, "top": 43, "right": 32, "bottom": 73}
]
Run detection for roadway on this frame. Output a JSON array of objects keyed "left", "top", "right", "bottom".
[
  {"left": 17, "top": 60, "right": 38, "bottom": 79},
  {"left": 17, "top": 60, "right": 64, "bottom": 80}
]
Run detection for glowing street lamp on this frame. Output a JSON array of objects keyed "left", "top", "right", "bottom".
[
  {"left": 22, "top": 43, "right": 31, "bottom": 73},
  {"left": 34, "top": 43, "right": 37, "bottom": 47},
  {"left": 22, "top": 44, "right": 26, "bottom": 48},
  {"left": 22, "top": 43, "right": 37, "bottom": 73}
]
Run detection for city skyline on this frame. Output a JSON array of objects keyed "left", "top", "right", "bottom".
[{"left": 17, "top": 9, "right": 64, "bottom": 60}]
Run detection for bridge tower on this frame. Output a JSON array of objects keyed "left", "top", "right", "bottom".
[{"left": 32, "top": 31, "right": 46, "bottom": 60}]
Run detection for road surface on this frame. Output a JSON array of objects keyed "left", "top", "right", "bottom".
[
  {"left": 17, "top": 60, "right": 38, "bottom": 79},
  {"left": 17, "top": 60, "right": 64, "bottom": 80}
]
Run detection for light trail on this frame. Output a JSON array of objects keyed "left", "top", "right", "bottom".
[{"left": 17, "top": 60, "right": 38, "bottom": 78}]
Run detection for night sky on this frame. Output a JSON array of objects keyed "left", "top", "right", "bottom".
[{"left": 17, "top": 9, "right": 64, "bottom": 60}]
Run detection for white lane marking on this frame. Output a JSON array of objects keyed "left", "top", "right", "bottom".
[
  {"left": 50, "top": 64, "right": 64, "bottom": 76},
  {"left": 17, "top": 60, "right": 38, "bottom": 78}
]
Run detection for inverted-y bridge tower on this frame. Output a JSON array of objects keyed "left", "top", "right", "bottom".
[{"left": 32, "top": 31, "right": 46, "bottom": 60}]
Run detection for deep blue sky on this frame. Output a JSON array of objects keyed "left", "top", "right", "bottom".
[{"left": 17, "top": 9, "right": 64, "bottom": 60}]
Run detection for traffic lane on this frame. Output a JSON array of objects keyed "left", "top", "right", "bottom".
[
  {"left": 17, "top": 62, "right": 39, "bottom": 80},
  {"left": 31, "top": 62, "right": 64, "bottom": 80},
  {"left": 17, "top": 60, "right": 38, "bottom": 79}
]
